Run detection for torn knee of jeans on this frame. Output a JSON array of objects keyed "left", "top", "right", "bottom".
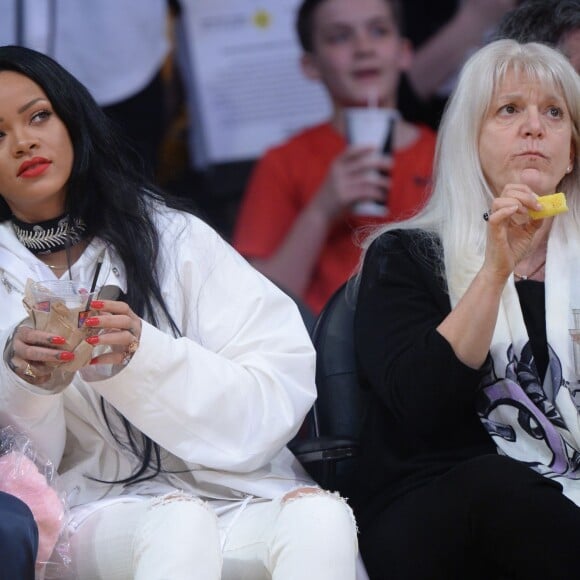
[
  {"left": 282, "top": 486, "right": 335, "bottom": 504},
  {"left": 281, "top": 487, "right": 358, "bottom": 534},
  {"left": 150, "top": 491, "right": 210, "bottom": 511}
]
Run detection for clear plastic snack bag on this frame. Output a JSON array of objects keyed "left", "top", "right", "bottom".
[
  {"left": 0, "top": 426, "right": 71, "bottom": 579},
  {"left": 22, "top": 279, "right": 99, "bottom": 389}
]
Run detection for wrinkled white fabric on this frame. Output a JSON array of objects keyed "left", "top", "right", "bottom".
[{"left": 0, "top": 205, "right": 316, "bottom": 514}]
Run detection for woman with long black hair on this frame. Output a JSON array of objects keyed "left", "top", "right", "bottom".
[{"left": 0, "top": 45, "right": 357, "bottom": 579}]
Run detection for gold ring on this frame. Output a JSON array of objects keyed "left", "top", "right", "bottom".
[
  {"left": 121, "top": 340, "right": 139, "bottom": 366},
  {"left": 23, "top": 363, "right": 37, "bottom": 379}
]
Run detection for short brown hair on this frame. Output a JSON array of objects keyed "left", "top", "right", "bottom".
[{"left": 296, "top": 0, "right": 405, "bottom": 53}]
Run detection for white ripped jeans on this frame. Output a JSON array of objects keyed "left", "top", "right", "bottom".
[{"left": 65, "top": 490, "right": 358, "bottom": 579}]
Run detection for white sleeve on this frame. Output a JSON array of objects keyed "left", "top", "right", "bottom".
[
  {"left": 86, "top": 216, "right": 317, "bottom": 473},
  {"left": 0, "top": 327, "right": 67, "bottom": 467}
]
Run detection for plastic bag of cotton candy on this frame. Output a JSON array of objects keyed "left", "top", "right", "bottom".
[{"left": 0, "top": 426, "right": 71, "bottom": 579}]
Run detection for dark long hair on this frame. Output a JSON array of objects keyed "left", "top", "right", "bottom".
[{"left": 0, "top": 45, "right": 183, "bottom": 484}]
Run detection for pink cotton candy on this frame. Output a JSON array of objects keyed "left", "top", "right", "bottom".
[{"left": 0, "top": 452, "right": 65, "bottom": 565}]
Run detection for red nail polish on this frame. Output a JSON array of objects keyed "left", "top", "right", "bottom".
[
  {"left": 50, "top": 336, "right": 66, "bottom": 345},
  {"left": 90, "top": 357, "right": 99, "bottom": 365},
  {"left": 85, "top": 336, "right": 100, "bottom": 345},
  {"left": 58, "top": 352, "right": 75, "bottom": 362},
  {"left": 84, "top": 317, "right": 100, "bottom": 327},
  {"left": 90, "top": 300, "right": 105, "bottom": 310}
]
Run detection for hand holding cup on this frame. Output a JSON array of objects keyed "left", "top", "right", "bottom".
[
  {"left": 313, "top": 146, "right": 391, "bottom": 220},
  {"left": 9, "top": 280, "right": 101, "bottom": 388},
  {"left": 344, "top": 107, "right": 399, "bottom": 217},
  {"left": 82, "top": 298, "right": 142, "bottom": 368}
]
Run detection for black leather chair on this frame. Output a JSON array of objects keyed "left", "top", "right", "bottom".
[{"left": 289, "top": 280, "right": 368, "bottom": 497}]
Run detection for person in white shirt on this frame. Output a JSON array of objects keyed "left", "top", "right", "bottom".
[{"left": 0, "top": 45, "right": 358, "bottom": 580}]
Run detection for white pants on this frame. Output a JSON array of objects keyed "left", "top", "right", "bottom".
[{"left": 65, "top": 490, "right": 358, "bottom": 579}]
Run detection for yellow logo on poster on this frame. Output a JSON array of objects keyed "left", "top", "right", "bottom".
[{"left": 253, "top": 9, "right": 271, "bottom": 29}]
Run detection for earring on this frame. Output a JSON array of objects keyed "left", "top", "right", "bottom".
[{"left": 567, "top": 165, "right": 573, "bottom": 173}]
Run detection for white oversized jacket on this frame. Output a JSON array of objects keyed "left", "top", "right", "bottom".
[{"left": 0, "top": 206, "right": 316, "bottom": 515}]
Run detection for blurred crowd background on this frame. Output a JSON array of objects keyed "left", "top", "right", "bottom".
[{"left": 1, "top": 0, "right": 578, "bottom": 241}]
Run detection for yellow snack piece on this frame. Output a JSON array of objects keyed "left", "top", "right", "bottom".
[{"left": 528, "top": 192, "right": 568, "bottom": 220}]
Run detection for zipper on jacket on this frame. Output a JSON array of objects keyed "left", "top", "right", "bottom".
[{"left": 0, "top": 269, "right": 24, "bottom": 295}]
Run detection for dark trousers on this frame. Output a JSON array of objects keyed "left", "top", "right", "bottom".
[
  {"left": 360, "top": 455, "right": 580, "bottom": 580},
  {"left": 0, "top": 491, "right": 38, "bottom": 580}
]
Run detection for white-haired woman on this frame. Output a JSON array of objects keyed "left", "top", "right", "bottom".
[{"left": 351, "top": 39, "right": 580, "bottom": 579}]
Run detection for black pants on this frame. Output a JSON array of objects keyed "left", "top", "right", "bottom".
[
  {"left": 360, "top": 455, "right": 580, "bottom": 580},
  {"left": 0, "top": 491, "right": 38, "bottom": 580}
]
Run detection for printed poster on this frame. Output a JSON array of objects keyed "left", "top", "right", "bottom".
[{"left": 177, "top": 0, "right": 331, "bottom": 166}]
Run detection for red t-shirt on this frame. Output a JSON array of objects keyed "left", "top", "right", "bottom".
[{"left": 234, "top": 122, "right": 436, "bottom": 314}]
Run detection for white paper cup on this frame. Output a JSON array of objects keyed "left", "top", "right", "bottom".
[{"left": 345, "top": 107, "right": 399, "bottom": 217}]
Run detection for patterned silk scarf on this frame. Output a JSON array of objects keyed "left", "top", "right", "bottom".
[{"left": 471, "top": 214, "right": 580, "bottom": 505}]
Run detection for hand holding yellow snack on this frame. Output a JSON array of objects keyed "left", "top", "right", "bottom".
[{"left": 528, "top": 192, "right": 568, "bottom": 220}]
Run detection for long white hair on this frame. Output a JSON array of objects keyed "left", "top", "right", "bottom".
[{"left": 360, "top": 40, "right": 580, "bottom": 302}]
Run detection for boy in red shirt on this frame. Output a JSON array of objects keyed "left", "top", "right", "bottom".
[{"left": 234, "top": 0, "right": 436, "bottom": 314}]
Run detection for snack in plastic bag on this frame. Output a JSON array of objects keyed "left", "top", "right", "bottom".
[{"left": 0, "top": 427, "right": 71, "bottom": 578}]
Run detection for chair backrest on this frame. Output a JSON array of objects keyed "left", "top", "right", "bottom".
[
  {"left": 286, "top": 280, "right": 368, "bottom": 494},
  {"left": 311, "top": 280, "right": 367, "bottom": 440}
]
